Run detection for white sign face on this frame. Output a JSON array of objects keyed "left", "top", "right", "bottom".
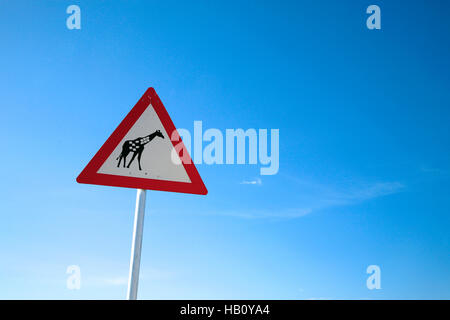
[{"left": 97, "top": 103, "right": 191, "bottom": 183}]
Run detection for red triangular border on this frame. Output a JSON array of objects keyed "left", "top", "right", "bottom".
[{"left": 76, "top": 88, "right": 207, "bottom": 195}]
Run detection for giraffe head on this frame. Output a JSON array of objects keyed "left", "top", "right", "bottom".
[{"left": 154, "top": 129, "right": 164, "bottom": 139}]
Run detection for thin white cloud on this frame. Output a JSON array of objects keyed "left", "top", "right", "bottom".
[
  {"left": 216, "top": 180, "right": 404, "bottom": 219},
  {"left": 420, "top": 165, "right": 449, "bottom": 175},
  {"left": 215, "top": 208, "right": 312, "bottom": 219},
  {"left": 325, "top": 182, "right": 405, "bottom": 205},
  {"left": 240, "top": 178, "right": 262, "bottom": 185}
]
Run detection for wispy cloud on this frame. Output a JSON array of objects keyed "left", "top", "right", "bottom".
[
  {"left": 215, "top": 208, "right": 312, "bottom": 219},
  {"left": 323, "top": 182, "right": 405, "bottom": 206},
  {"left": 420, "top": 165, "right": 449, "bottom": 175},
  {"left": 217, "top": 180, "right": 404, "bottom": 219},
  {"left": 240, "top": 178, "right": 262, "bottom": 185}
]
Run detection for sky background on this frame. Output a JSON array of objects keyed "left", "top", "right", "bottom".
[{"left": 0, "top": 0, "right": 449, "bottom": 299}]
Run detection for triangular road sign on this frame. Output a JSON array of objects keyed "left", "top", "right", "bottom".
[{"left": 77, "top": 88, "right": 207, "bottom": 195}]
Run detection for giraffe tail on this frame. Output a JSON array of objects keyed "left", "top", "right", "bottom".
[{"left": 116, "top": 153, "right": 122, "bottom": 160}]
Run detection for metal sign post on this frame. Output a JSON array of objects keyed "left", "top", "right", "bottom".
[{"left": 127, "top": 189, "right": 147, "bottom": 300}]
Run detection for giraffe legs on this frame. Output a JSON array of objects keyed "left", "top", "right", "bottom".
[
  {"left": 119, "top": 152, "right": 129, "bottom": 168},
  {"left": 117, "top": 145, "right": 130, "bottom": 168},
  {"left": 118, "top": 141, "right": 148, "bottom": 171},
  {"left": 122, "top": 151, "right": 129, "bottom": 167},
  {"left": 117, "top": 154, "right": 126, "bottom": 167},
  {"left": 127, "top": 152, "right": 138, "bottom": 169},
  {"left": 137, "top": 150, "right": 144, "bottom": 171},
  {"left": 122, "top": 155, "right": 127, "bottom": 167}
]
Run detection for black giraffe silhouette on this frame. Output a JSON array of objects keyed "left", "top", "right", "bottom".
[{"left": 116, "top": 130, "right": 164, "bottom": 170}]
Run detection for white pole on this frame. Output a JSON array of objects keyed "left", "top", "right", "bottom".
[{"left": 127, "top": 189, "right": 147, "bottom": 300}]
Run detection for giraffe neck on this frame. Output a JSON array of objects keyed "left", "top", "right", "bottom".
[
  {"left": 149, "top": 131, "right": 160, "bottom": 140},
  {"left": 141, "top": 131, "right": 159, "bottom": 145}
]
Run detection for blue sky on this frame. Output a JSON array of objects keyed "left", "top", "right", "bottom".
[{"left": 0, "top": 0, "right": 449, "bottom": 299}]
